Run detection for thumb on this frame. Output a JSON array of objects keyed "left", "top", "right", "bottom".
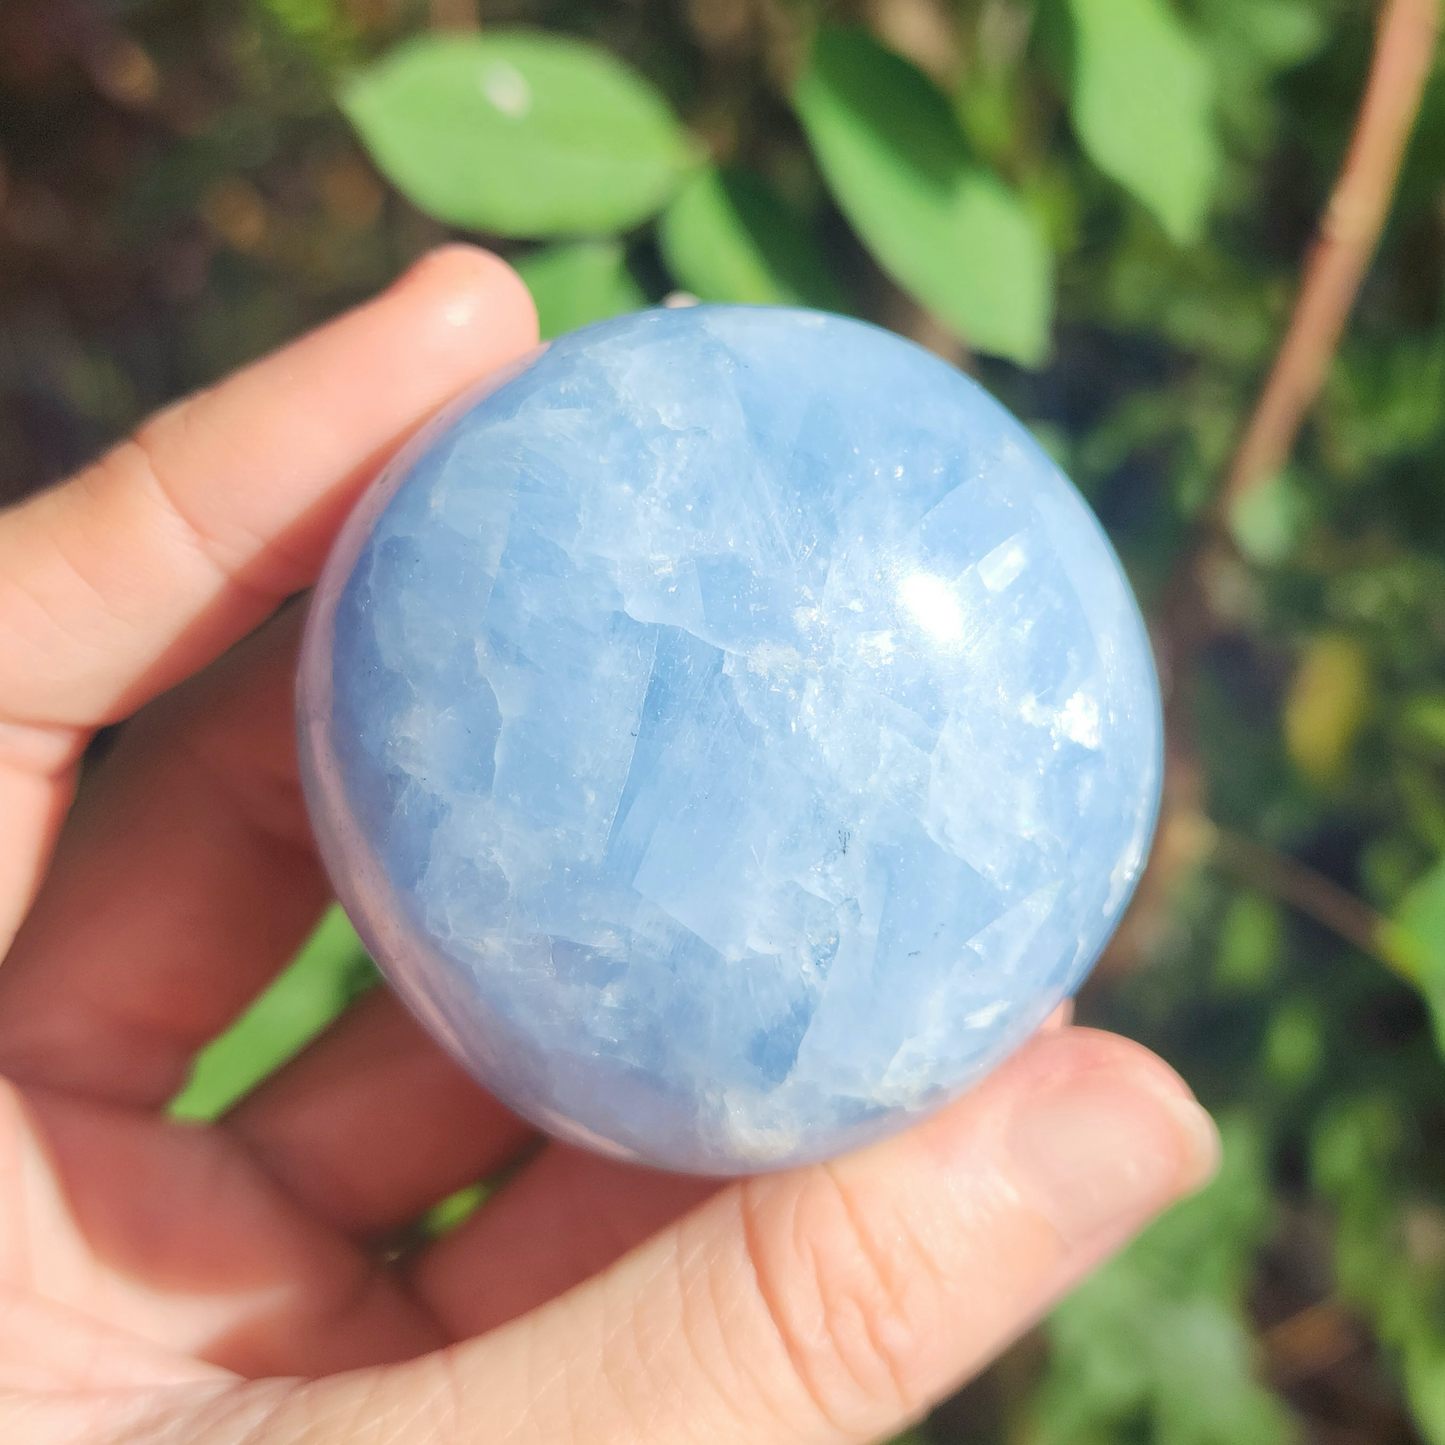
[{"left": 233, "top": 1026, "right": 1217, "bottom": 1445}]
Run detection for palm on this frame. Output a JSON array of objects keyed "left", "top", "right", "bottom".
[
  {"left": 0, "top": 1058, "right": 436, "bottom": 1388},
  {"left": 0, "top": 1013, "right": 710, "bottom": 1382}
]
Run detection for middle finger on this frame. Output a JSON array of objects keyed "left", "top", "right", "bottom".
[
  {"left": 0, "top": 610, "right": 534, "bottom": 1238},
  {"left": 0, "top": 607, "right": 328, "bottom": 1108}
]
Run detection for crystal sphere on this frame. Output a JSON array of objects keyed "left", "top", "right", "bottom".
[{"left": 298, "top": 305, "right": 1161, "bottom": 1174}]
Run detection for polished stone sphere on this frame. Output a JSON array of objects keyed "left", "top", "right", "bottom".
[{"left": 298, "top": 305, "right": 1162, "bottom": 1174}]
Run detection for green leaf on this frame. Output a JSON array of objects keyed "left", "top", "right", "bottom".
[
  {"left": 1401, "top": 694, "right": 1445, "bottom": 753},
  {"left": 1311, "top": 1097, "right": 1400, "bottom": 1211},
  {"left": 1066, "top": 0, "right": 1221, "bottom": 244},
  {"left": 1282, "top": 633, "right": 1372, "bottom": 789},
  {"left": 515, "top": 240, "right": 645, "bottom": 339},
  {"left": 1313, "top": 1100, "right": 1445, "bottom": 1445},
  {"left": 341, "top": 32, "right": 700, "bottom": 237},
  {"left": 1397, "top": 763, "right": 1445, "bottom": 856},
  {"left": 1189, "top": 0, "right": 1328, "bottom": 156},
  {"left": 1262, "top": 998, "right": 1323, "bottom": 1087},
  {"left": 1220, "top": 0, "right": 1327, "bottom": 69},
  {"left": 1228, "top": 469, "right": 1308, "bottom": 565},
  {"left": 419, "top": 1182, "right": 489, "bottom": 1239},
  {"left": 169, "top": 904, "right": 379, "bottom": 1121},
  {"left": 259, "top": 0, "right": 355, "bottom": 62},
  {"left": 658, "top": 167, "right": 847, "bottom": 312},
  {"left": 1404, "top": 1331, "right": 1445, "bottom": 1445},
  {"left": 1214, "top": 892, "right": 1283, "bottom": 993},
  {"left": 794, "top": 27, "right": 1052, "bottom": 366},
  {"left": 1322, "top": 337, "right": 1445, "bottom": 479}
]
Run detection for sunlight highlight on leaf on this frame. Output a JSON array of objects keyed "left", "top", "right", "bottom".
[
  {"left": 1067, "top": 0, "right": 1221, "bottom": 244},
  {"left": 794, "top": 27, "right": 1052, "bottom": 366},
  {"left": 341, "top": 32, "right": 701, "bottom": 237}
]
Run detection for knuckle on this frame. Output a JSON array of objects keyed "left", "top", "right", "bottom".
[
  {"left": 117, "top": 424, "right": 228, "bottom": 576},
  {"left": 740, "top": 1164, "right": 945, "bottom": 1432}
]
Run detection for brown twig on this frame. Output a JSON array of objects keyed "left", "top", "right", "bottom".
[
  {"left": 1110, "top": 0, "right": 1444, "bottom": 981},
  {"left": 1219, "top": 0, "right": 1441, "bottom": 516},
  {"left": 1262, "top": 1299, "right": 1362, "bottom": 1386},
  {"left": 1208, "top": 825, "right": 1418, "bottom": 983}
]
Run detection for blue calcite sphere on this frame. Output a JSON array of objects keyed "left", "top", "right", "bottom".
[{"left": 298, "top": 305, "right": 1162, "bottom": 1174}]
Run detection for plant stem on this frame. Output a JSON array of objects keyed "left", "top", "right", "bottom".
[
  {"left": 1131, "top": 1, "right": 1443, "bottom": 988},
  {"left": 1208, "top": 825, "right": 1416, "bottom": 983},
  {"left": 1219, "top": 0, "right": 1441, "bottom": 516}
]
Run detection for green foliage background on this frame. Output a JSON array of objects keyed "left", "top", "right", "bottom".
[{"left": 3, "top": 0, "right": 1445, "bottom": 1439}]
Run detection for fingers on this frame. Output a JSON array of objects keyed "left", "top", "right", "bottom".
[
  {"left": 0, "top": 593, "right": 538, "bottom": 1248},
  {"left": 0, "top": 246, "right": 537, "bottom": 950},
  {"left": 0, "top": 740, "right": 74, "bottom": 961},
  {"left": 0, "top": 608, "right": 329, "bottom": 1106},
  {"left": 0, "top": 602, "right": 536, "bottom": 1248},
  {"left": 0, "top": 245, "right": 537, "bottom": 736},
  {"left": 268, "top": 1027, "right": 1216, "bottom": 1445},
  {"left": 0, "top": 1286, "right": 229, "bottom": 1392},
  {"left": 225, "top": 988, "right": 535, "bottom": 1239},
  {"left": 407, "top": 1002, "right": 1079, "bottom": 1337},
  {"left": 387, "top": 1005, "right": 1081, "bottom": 1338},
  {"left": 9, "top": 1082, "right": 443, "bottom": 1378},
  {"left": 408, "top": 1145, "right": 718, "bottom": 1338},
  {"left": 159, "top": 967, "right": 1066, "bottom": 1248}
]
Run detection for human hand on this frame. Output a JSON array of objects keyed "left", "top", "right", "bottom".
[{"left": 0, "top": 246, "right": 1219, "bottom": 1445}]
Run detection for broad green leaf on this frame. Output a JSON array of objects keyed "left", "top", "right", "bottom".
[
  {"left": 341, "top": 33, "right": 701, "bottom": 237},
  {"left": 1191, "top": 0, "right": 1327, "bottom": 156},
  {"left": 658, "top": 167, "right": 847, "bottom": 312},
  {"left": 1220, "top": 0, "right": 1326, "bottom": 69},
  {"left": 169, "top": 904, "right": 378, "bottom": 1121},
  {"left": 794, "top": 27, "right": 1052, "bottom": 366},
  {"left": 515, "top": 240, "right": 645, "bottom": 339},
  {"left": 1066, "top": 0, "right": 1221, "bottom": 244}
]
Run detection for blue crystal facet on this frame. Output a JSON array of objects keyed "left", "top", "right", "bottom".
[{"left": 299, "top": 305, "right": 1162, "bottom": 1174}]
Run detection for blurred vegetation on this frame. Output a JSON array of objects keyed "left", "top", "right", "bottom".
[{"left": 5, "top": 0, "right": 1445, "bottom": 1440}]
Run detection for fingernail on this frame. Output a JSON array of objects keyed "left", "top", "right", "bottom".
[{"left": 1007, "top": 1070, "right": 1219, "bottom": 1245}]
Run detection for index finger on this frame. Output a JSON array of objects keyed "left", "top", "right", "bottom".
[
  {"left": 0, "top": 246, "right": 537, "bottom": 947},
  {"left": 0, "top": 245, "right": 537, "bottom": 737}
]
